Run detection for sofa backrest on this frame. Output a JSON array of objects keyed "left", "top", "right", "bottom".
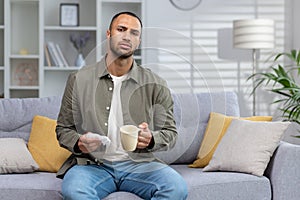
[
  {"left": 0, "top": 96, "right": 62, "bottom": 142},
  {"left": 0, "top": 92, "right": 239, "bottom": 164},
  {"left": 154, "top": 91, "right": 240, "bottom": 164}
]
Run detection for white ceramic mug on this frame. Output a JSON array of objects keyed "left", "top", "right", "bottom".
[{"left": 120, "top": 125, "right": 140, "bottom": 151}]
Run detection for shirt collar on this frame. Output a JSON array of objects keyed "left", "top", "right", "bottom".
[{"left": 97, "top": 55, "right": 142, "bottom": 85}]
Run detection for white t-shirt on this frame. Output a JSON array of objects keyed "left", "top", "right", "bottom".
[{"left": 103, "top": 73, "right": 130, "bottom": 161}]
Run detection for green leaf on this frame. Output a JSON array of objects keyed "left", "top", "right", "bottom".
[
  {"left": 253, "top": 49, "right": 300, "bottom": 127},
  {"left": 291, "top": 49, "right": 297, "bottom": 60},
  {"left": 296, "top": 50, "right": 300, "bottom": 66}
]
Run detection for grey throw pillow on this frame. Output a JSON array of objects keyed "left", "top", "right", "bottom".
[
  {"left": 0, "top": 138, "right": 39, "bottom": 174},
  {"left": 203, "top": 119, "right": 290, "bottom": 176}
]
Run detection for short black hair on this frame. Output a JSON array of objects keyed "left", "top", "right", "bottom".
[{"left": 109, "top": 11, "right": 143, "bottom": 31}]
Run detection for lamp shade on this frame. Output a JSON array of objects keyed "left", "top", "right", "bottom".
[{"left": 233, "top": 19, "right": 275, "bottom": 49}]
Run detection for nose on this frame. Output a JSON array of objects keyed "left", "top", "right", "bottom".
[{"left": 122, "top": 30, "right": 131, "bottom": 41}]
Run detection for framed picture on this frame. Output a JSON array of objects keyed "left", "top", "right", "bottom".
[
  {"left": 13, "top": 60, "right": 38, "bottom": 86},
  {"left": 60, "top": 3, "right": 79, "bottom": 26}
]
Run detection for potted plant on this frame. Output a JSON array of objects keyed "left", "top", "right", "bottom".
[
  {"left": 252, "top": 49, "right": 300, "bottom": 137},
  {"left": 70, "top": 32, "right": 90, "bottom": 67}
]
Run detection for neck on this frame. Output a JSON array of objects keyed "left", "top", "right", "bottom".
[{"left": 106, "top": 53, "right": 133, "bottom": 76}]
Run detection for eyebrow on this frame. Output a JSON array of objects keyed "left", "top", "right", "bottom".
[{"left": 117, "top": 25, "right": 141, "bottom": 34}]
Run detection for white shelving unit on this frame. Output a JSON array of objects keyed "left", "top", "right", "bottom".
[
  {"left": 41, "top": 0, "right": 100, "bottom": 97},
  {"left": 4, "top": 0, "right": 41, "bottom": 98},
  {"left": 1, "top": 0, "right": 143, "bottom": 98},
  {"left": 0, "top": 0, "right": 4, "bottom": 97}
]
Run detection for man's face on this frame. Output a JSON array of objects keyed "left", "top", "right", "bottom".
[{"left": 107, "top": 14, "right": 141, "bottom": 59}]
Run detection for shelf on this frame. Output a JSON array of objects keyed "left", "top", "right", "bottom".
[
  {"left": 10, "top": 0, "right": 39, "bottom": 2},
  {"left": 9, "top": 86, "right": 39, "bottom": 90},
  {"left": 10, "top": 54, "right": 40, "bottom": 59},
  {"left": 0, "top": 66, "right": 4, "bottom": 70},
  {"left": 44, "top": 66, "right": 80, "bottom": 71},
  {"left": 9, "top": 88, "right": 39, "bottom": 98},
  {"left": 44, "top": 26, "right": 97, "bottom": 31},
  {"left": 0, "top": 25, "right": 4, "bottom": 29}
]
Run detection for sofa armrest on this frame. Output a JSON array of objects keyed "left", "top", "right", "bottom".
[{"left": 265, "top": 141, "right": 300, "bottom": 200}]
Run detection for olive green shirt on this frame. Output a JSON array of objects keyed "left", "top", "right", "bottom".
[{"left": 56, "top": 57, "right": 177, "bottom": 178}]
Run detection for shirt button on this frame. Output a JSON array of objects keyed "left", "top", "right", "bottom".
[
  {"left": 104, "top": 122, "right": 108, "bottom": 126},
  {"left": 108, "top": 87, "right": 113, "bottom": 91},
  {"left": 106, "top": 106, "right": 110, "bottom": 110}
]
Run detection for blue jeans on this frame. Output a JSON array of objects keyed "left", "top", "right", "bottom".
[{"left": 62, "top": 160, "right": 188, "bottom": 200}]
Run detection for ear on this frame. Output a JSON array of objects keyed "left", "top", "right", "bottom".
[{"left": 106, "top": 30, "right": 111, "bottom": 39}]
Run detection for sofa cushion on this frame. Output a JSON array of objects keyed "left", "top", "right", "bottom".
[
  {"left": 0, "top": 96, "right": 62, "bottom": 142},
  {"left": 203, "top": 119, "right": 290, "bottom": 176},
  {"left": 154, "top": 92, "right": 240, "bottom": 164},
  {"left": 28, "top": 115, "right": 71, "bottom": 173},
  {"left": 172, "top": 165, "right": 271, "bottom": 200},
  {"left": 0, "top": 138, "right": 39, "bottom": 174},
  {"left": 0, "top": 172, "right": 62, "bottom": 200},
  {"left": 189, "top": 112, "right": 272, "bottom": 168}
]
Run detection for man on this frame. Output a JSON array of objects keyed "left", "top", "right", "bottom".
[{"left": 56, "top": 11, "right": 188, "bottom": 200}]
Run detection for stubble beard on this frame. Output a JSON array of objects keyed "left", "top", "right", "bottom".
[{"left": 109, "top": 40, "right": 135, "bottom": 60}]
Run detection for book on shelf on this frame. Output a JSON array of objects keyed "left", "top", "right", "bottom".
[
  {"left": 44, "top": 44, "right": 52, "bottom": 66},
  {"left": 46, "top": 42, "right": 60, "bottom": 67},
  {"left": 45, "top": 42, "right": 69, "bottom": 67},
  {"left": 55, "top": 44, "right": 69, "bottom": 67}
]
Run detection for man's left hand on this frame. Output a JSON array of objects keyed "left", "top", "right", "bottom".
[{"left": 137, "top": 122, "right": 152, "bottom": 149}]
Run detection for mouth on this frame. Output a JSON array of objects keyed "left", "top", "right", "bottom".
[{"left": 119, "top": 42, "right": 132, "bottom": 50}]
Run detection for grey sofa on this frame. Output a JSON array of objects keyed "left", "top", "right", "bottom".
[{"left": 0, "top": 92, "right": 299, "bottom": 200}]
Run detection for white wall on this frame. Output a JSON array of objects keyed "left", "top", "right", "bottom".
[
  {"left": 284, "top": 0, "right": 300, "bottom": 145},
  {"left": 292, "top": 0, "right": 300, "bottom": 49},
  {"left": 143, "top": 0, "right": 300, "bottom": 145},
  {"left": 143, "top": 0, "right": 287, "bottom": 115}
]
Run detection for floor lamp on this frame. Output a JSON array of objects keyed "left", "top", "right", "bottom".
[{"left": 233, "top": 19, "right": 275, "bottom": 116}]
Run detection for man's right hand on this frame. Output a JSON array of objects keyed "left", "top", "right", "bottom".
[{"left": 78, "top": 132, "right": 102, "bottom": 153}]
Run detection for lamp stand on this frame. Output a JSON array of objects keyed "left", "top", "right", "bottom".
[{"left": 252, "top": 49, "right": 258, "bottom": 116}]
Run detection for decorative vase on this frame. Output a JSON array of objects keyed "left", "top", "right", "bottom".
[{"left": 75, "top": 53, "right": 86, "bottom": 67}]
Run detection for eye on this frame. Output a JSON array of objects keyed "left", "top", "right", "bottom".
[
  {"left": 117, "top": 26, "right": 126, "bottom": 32},
  {"left": 131, "top": 30, "right": 140, "bottom": 36}
]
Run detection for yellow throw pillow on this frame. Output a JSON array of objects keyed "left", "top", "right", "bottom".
[
  {"left": 189, "top": 112, "right": 272, "bottom": 168},
  {"left": 28, "top": 115, "right": 71, "bottom": 172}
]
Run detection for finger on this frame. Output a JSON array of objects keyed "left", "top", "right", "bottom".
[
  {"left": 137, "top": 135, "right": 151, "bottom": 148},
  {"left": 138, "top": 134, "right": 150, "bottom": 142},
  {"left": 137, "top": 136, "right": 151, "bottom": 148},
  {"left": 139, "top": 129, "right": 152, "bottom": 139},
  {"left": 78, "top": 142, "right": 89, "bottom": 153},
  {"left": 83, "top": 143, "right": 98, "bottom": 152},
  {"left": 137, "top": 142, "right": 148, "bottom": 149},
  {"left": 80, "top": 135, "right": 88, "bottom": 143},
  {"left": 79, "top": 138, "right": 101, "bottom": 153},
  {"left": 138, "top": 122, "right": 148, "bottom": 131}
]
